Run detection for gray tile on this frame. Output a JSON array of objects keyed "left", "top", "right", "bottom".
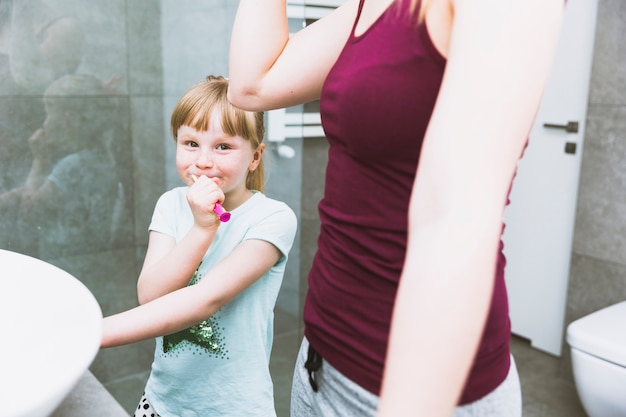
[
  {"left": 102, "top": 370, "right": 151, "bottom": 415},
  {"left": 271, "top": 329, "right": 302, "bottom": 417},
  {"left": 130, "top": 96, "right": 167, "bottom": 244},
  {"left": 522, "top": 400, "right": 549, "bottom": 417},
  {"left": 512, "top": 336, "right": 588, "bottom": 417},
  {"left": 566, "top": 254, "right": 626, "bottom": 323},
  {"left": 126, "top": 0, "right": 163, "bottom": 96},
  {"left": 275, "top": 303, "right": 301, "bottom": 336},
  {"left": 68, "top": 0, "right": 130, "bottom": 94},
  {"left": 53, "top": 248, "right": 155, "bottom": 384},
  {"left": 277, "top": 285, "right": 302, "bottom": 320},
  {"left": 50, "top": 248, "right": 140, "bottom": 316},
  {"left": 589, "top": 0, "right": 626, "bottom": 106},
  {"left": 91, "top": 339, "right": 155, "bottom": 386},
  {"left": 52, "top": 371, "right": 129, "bottom": 417},
  {"left": 574, "top": 105, "right": 626, "bottom": 264},
  {"left": 160, "top": 1, "right": 235, "bottom": 97}
]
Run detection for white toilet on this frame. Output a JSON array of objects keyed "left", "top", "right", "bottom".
[{"left": 567, "top": 301, "right": 626, "bottom": 417}]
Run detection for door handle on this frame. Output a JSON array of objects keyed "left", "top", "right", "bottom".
[{"left": 543, "top": 121, "right": 579, "bottom": 133}]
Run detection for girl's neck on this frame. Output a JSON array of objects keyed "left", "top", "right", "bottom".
[{"left": 223, "top": 188, "right": 254, "bottom": 212}]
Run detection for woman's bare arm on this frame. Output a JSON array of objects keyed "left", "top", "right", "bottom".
[
  {"left": 228, "top": 0, "right": 359, "bottom": 111},
  {"left": 377, "top": 0, "right": 564, "bottom": 415}
]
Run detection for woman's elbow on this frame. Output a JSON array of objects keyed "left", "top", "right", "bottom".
[{"left": 227, "top": 81, "right": 263, "bottom": 111}]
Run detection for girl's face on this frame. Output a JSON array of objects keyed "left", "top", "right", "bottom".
[{"left": 175, "top": 116, "right": 263, "bottom": 202}]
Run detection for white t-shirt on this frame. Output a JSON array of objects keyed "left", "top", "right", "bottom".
[{"left": 144, "top": 188, "right": 297, "bottom": 417}]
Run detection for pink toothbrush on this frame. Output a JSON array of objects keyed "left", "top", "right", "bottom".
[
  {"left": 191, "top": 175, "right": 231, "bottom": 222},
  {"left": 213, "top": 202, "right": 231, "bottom": 222}
]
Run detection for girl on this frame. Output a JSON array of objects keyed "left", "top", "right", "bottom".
[
  {"left": 101, "top": 75, "right": 298, "bottom": 417},
  {"left": 227, "top": 0, "right": 563, "bottom": 416}
]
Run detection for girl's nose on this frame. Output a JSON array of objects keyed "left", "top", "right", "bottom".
[{"left": 195, "top": 150, "right": 214, "bottom": 168}]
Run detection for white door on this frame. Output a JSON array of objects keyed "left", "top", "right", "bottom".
[{"left": 502, "top": 0, "right": 599, "bottom": 356}]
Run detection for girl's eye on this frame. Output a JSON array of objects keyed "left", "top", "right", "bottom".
[
  {"left": 216, "top": 144, "right": 230, "bottom": 151},
  {"left": 186, "top": 141, "right": 199, "bottom": 148}
]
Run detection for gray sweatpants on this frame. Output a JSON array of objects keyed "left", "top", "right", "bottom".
[{"left": 291, "top": 338, "right": 522, "bottom": 417}]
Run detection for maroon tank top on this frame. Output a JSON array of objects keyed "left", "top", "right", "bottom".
[{"left": 303, "top": 0, "right": 512, "bottom": 404}]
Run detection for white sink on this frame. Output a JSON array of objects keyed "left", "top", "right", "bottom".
[{"left": 0, "top": 249, "right": 102, "bottom": 417}]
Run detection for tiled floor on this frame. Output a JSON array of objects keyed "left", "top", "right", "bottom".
[
  {"left": 106, "top": 312, "right": 590, "bottom": 417},
  {"left": 271, "top": 327, "right": 303, "bottom": 417},
  {"left": 510, "top": 336, "right": 588, "bottom": 417}
]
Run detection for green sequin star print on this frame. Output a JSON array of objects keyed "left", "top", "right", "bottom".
[{"left": 162, "top": 263, "right": 228, "bottom": 359}]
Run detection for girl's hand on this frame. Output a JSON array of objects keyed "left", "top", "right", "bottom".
[{"left": 187, "top": 175, "right": 225, "bottom": 229}]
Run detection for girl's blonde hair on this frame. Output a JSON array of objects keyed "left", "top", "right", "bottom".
[{"left": 171, "top": 75, "right": 266, "bottom": 193}]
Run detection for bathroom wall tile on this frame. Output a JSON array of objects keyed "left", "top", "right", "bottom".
[
  {"left": 162, "top": 94, "right": 183, "bottom": 190},
  {"left": 265, "top": 138, "right": 304, "bottom": 221},
  {"left": 130, "top": 96, "right": 167, "bottom": 244},
  {"left": 46, "top": 247, "right": 154, "bottom": 384},
  {"left": 276, "top": 287, "right": 301, "bottom": 322},
  {"left": 92, "top": 340, "right": 155, "bottom": 386},
  {"left": 1, "top": 93, "right": 133, "bottom": 259},
  {"left": 47, "top": 248, "right": 144, "bottom": 386},
  {"left": 55, "top": 248, "right": 140, "bottom": 316},
  {"left": 3, "top": 1, "right": 86, "bottom": 94},
  {"left": 83, "top": 249, "right": 153, "bottom": 386},
  {"left": 301, "top": 137, "right": 328, "bottom": 224},
  {"left": 265, "top": 138, "right": 304, "bottom": 317},
  {"left": 300, "top": 136, "right": 329, "bottom": 313},
  {"left": 588, "top": 0, "right": 626, "bottom": 106},
  {"left": 274, "top": 305, "right": 301, "bottom": 336},
  {"left": 160, "top": 0, "right": 235, "bottom": 97},
  {"left": 108, "top": 96, "right": 135, "bottom": 248},
  {"left": 55, "top": 0, "right": 130, "bottom": 94},
  {"left": 573, "top": 105, "right": 626, "bottom": 265},
  {"left": 126, "top": 0, "right": 163, "bottom": 97},
  {"left": 559, "top": 253, "right": 626, "bottom": 382},
  {"left": 0, "top": 97, "right": 44, "bottom": 194},
  {"left": 566, "top": 253, "right": 626, "bottom": 323},
  {"left": 1, "top": 0, "right": 129, "bottom": 93}
]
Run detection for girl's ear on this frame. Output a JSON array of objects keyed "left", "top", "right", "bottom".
[{"left": 249, "top": 143, "right": 265, "bottom": 171}]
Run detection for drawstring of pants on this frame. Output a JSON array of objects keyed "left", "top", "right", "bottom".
[{"left": 304, "top": 344, "right": 323, "bottom": 392}]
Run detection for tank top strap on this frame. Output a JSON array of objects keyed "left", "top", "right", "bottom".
[{"left": 351, "top": 0, "right": 367, "bottom": 38}]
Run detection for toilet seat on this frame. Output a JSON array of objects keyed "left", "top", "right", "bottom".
[{"left": 567, "top": 301, "right": 626, "bottom": 367}]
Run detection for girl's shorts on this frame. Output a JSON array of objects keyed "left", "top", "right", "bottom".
[{"left": 133, "top": 392, "right": 161, "bottom": 417}]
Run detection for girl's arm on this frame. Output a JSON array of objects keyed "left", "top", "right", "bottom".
[
  {"left": 101, "top": 238, "right": 282, "bottom": 348},
  {"left": 227, "top": 0, "right": 359, "bottom": 111},
  {"left": 135, "top": 228, "right": 214, "bottom": 304},
  {"left": 137, "top": 177, "right": 223, "bottom": 304},
  {"left": 377, "top": 0, "right": 563, "bottom": 416}
]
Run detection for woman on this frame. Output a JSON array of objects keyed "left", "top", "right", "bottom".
[{"left": 228, "top": 1, "right": 563, "bottom": 416}]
